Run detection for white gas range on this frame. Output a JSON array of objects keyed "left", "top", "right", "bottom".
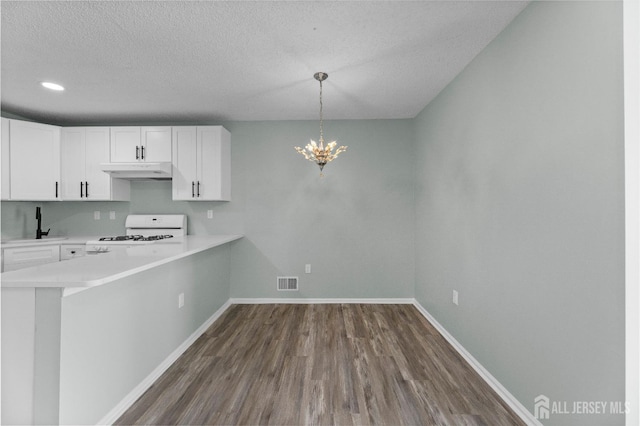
[{"left": 86, "top": 214, "right": 187, "bottom": 253}]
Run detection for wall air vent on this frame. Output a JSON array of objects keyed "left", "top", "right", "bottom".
[{"left": 277, "top": 276, "right": 299, "bottom": 291}]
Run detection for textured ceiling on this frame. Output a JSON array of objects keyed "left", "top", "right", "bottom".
[{"left": 1, "top": 1, "right": 528, "bottom": 125}]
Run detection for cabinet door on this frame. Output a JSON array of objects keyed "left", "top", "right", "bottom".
[
  {"left": 2, "top": 245, "right": 60, "bottom": 272},
  {"left": 198, "top": 126, "right": 231, "bottom": 201},
  {"left": 171, "top": 127, "right": 198, "bottom": 200},
  {"left": 60, "top": 128, "right": 86, "bottom": 200},
  {"left": 1, "top": 118, "right": 10, "bottom": 200},
  {"left": 110, "top": 127, "right": 141, "bottom": 162},
  {"left": 141, "top": 127, "right": 172, "bottom": 162},
  {"left": 84, "top": 127, "right": 112, "bottom": 200},
  {"left": 9, "top": 120, "right": 61, "bottom": 200}
]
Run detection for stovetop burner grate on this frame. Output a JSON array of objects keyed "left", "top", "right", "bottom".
[{"left": 98, "top": 234, "right": 174, "bottom": 242}]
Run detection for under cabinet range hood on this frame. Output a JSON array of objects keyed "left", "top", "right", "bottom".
[{"left": 100, "top": 162, "right": 172, "bottom": 179}]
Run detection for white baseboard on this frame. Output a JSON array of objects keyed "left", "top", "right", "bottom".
[
  {"left": 97, "top": 299, "right": 233, "bottom": 426},
  {"left": 229, "top": 297, "right": 415, "bottom": 304},
  {"left": 411, "top": 300, "right": 541, "bottom": 426}
]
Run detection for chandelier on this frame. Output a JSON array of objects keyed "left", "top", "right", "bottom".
[{"left": 295, "top": 72, "right": 347, "bottom": 175}]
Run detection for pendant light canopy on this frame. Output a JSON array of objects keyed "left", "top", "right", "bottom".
[{"left": 295, "top": 72, "right": 347, "bottom": 174}]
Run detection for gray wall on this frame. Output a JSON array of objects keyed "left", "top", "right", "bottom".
[
  {"left": 226, "top": 120, "right": 415, "bottom": 299},
  {"left": 1, "top": 201, "right": 42, "bottom": 239},
  {"left": 413, "top": 2, "right": 624, "bottom": 425}
]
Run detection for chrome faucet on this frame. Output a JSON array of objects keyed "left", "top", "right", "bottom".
[{"left": 36, "top": 206, "right": 50, "bottom": 239}]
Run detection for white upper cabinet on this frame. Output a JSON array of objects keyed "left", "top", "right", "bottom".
[
  {"left": 110, "top": 127, "right": 140, "bottom": 162},
  {"left": 1, "top": 118, "right": 10, "bottom": 200},
  {"left": 61, "top": 127, "right": 130, "bottom": 201},
  {"left": 85, "top": 128, "right": 120, "bottom": 199},
  {"left": 198, "top": 127, "right": 230, "bottom": 200},
  {"left": 141, "top": 127, "right": 172, "bottom": 162},
  {"left": 172, "top": 126, "right": 230, "bottom": 201},
  {"left": 172, "top": 127, "right": 198, "bottom": 200},
  {"left": 110, "top": 126, "right": 171, "bottom": 162},
  {"left": 60, "top": 128, "right": 85, "bottom": 199},
  {"left": 5, "top": 121, "right": 226, "bottom": 201},
  {"left": 9, "top": 119, "right": 61, "bottom": 201}
]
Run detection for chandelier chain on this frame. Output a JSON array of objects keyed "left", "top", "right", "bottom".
[{"left": 319, "top": 78, "right": 324, "bottom": 143}]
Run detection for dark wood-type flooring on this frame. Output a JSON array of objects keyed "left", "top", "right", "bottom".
[{"left": 116, "top": 304, "right": 525, "bottom": 425}]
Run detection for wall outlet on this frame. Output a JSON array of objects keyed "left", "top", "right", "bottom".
[
  {"left": 453, "top": 290, "right": 459, "bottom": 306},
  {"left": 207, "top": 210, "right": 213, "bottom": 219},
  {"left": 93, "top": 211, "right": 100, "bottom": 220},
  {"left": 305, "top": 264, "right": 311, "bottom": 274},
  {"left": 178, "top": 293, "right": 185, "bottom": 309},
  {"left": 109, "top": 211, "right": 116, "bottom": 220}
]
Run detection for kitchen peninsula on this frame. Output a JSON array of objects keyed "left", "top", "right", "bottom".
[{"left": 1, "top": 234, "right": 242, "bottom": 425}]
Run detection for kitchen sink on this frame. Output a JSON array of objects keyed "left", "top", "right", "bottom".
[{"left": 2, "top": 237, "right": 68, "bottom": 244}]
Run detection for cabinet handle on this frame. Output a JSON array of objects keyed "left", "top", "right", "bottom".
[
  {"left": 70, "top": 250, "right": 76, "bottom": 255},
  {"left": 192, "top": 181, "right": 195, "bottom": 197},
  {"left": 141, "top": 146, "right": 145, "bottom": 160},
  {"left": 136, "top": 146, "right": 140, "bottom": 160},
  {"left": 85, "top": 181, "right": 89, "bottom": 198},
  {"left": 197, "top": 181, "right": 201, "bottom": 197},
  {"left": 55, "top": 182, "right": 59, "bottom": 198},
  {"left": 80, "top": 181, "right": 84, "bottom": 198}
]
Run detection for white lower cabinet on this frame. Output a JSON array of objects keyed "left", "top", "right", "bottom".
[
  {"left": 172, "top": 126, "right": 230, "bottom": 201},
  {"left": 61, "top": 127, "right": 129, "bottom": 200},
  {"left": 1, "top": 242, "right": 88, "bottom": 272},
  {"left": 2, "top": 245, "right": 60, "bottom": 272},
  {"left": 9, "top": 119, "right": 61, "bottom": 201}
]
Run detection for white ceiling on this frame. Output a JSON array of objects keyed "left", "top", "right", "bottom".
[{"left": 1, "top": 1, "right": 528, "bottom": 125}]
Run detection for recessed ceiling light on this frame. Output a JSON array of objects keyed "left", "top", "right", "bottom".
[{"left": 41, "top": 81, "right": 65, "bottom": 91}]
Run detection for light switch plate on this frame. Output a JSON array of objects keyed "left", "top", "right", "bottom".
[{"left": 94, "top": 211, "right": 100, "bottom": 220}]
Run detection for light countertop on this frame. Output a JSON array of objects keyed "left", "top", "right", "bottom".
[{"left": 1, "top": 235, "right": 243, "bottom": 295}]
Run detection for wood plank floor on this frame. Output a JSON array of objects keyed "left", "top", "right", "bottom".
[{"left": 115, "top": 304, "right": 525, "bottom": 425}]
